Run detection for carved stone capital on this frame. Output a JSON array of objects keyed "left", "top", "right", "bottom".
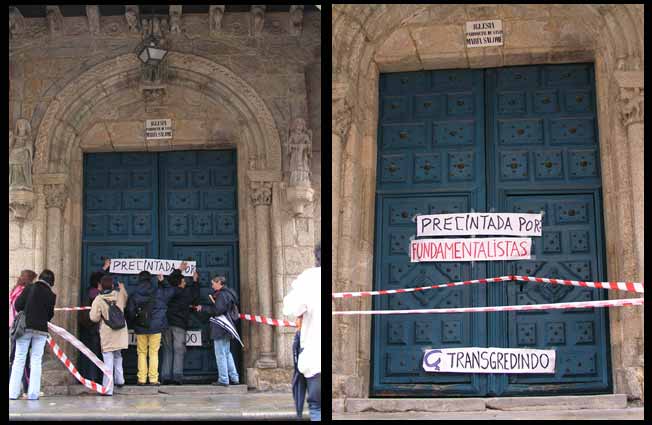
[
  {"left": 618, "top": 87, "right": 644, "bottom": 128},
  {"left": 43, "top": 184, "right": 68, "bottom": 210},
  {"left": 250, "top": 181, "right": 272, "bottom": 206},
  {"left": 9, "top": 189, "right": 35, "bottom": 221}
]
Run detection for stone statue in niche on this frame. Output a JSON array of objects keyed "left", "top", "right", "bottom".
[
  {"left": 286, "top": 117, "right": 312, "bottom": 187},
  {"left": 126, "top": 9, "right": 139, "bottom": 33},
  {"left": 9, "top": 118, "right": 34, "bottom": 192},
  {"left": 160, "top": 18, "right": 169, "bottom": 35},
  {"left": 152, "top": 16, "right": 162, "bottom": 38},
  {"left": 210, "top": 5, "right": 225, "bottom": 34}
]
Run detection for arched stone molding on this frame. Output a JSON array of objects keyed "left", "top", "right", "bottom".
[
  {"left": 33, "top": 52, "right": 282, "bottom": 177},
  {"left": 26, "top": 52, "right": 290, "bottom": 384},
  {"left": 332, "top": 4, "right": 644, "bottom": 400}
]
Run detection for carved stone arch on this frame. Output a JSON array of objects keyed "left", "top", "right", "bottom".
[{"left": 33, "top": 52, "right": 282, "bottom": 178}]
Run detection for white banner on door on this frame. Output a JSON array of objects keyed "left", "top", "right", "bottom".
[
  {"left": 410, "top": 237, "right": 531, "bottom": 262},
  {"left": 129, "top": 329, "right": 201, "bottom": 346},
  {"left": 423, "top": 347, "right": 556, "bottom": 374},
  {"left": 110, "top": 258, "right": 196, "bottom": 277},
  {"left": 416, "top": 213, "right": 542, "bottom": 237}
]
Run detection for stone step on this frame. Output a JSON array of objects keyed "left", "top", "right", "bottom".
[
  {"left": 157, "top": 384, "right": 248, "bottom": 395},
  {"left": 61, "top": 384, "right": 247, "bottom": 396},
  {"left": 337, "top": 394, "right": 628, "bottom": 414}
]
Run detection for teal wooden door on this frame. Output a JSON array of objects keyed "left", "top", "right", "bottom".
[
  {"left": 372, "top": 64, "right": 609, "bottom": 397},
  {"left": 82, "top": 150, "right": 240, "bottom": 383}
]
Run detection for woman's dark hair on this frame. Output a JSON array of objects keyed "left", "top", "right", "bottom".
[
  {"left": 100, "top": 275, "right": 114, "bottom": 291},
  {"left": 89, "top": 271, "right": 104, "bottom": 289},
  {"left": 13, "top": 270, "right": 37, "bottom": 291},
  {"left": 138, "top": 271, "right": 152, "bottom": 281},
  {"left": 39, "top": 269, "right": 55, "bottom": 286},
  {"left": 314, "top": 242, "right": 321, "bottom": 267}
]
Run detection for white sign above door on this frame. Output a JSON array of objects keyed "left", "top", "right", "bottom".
[{"left": 466, "top": 19, "right": 503, "bottom": 48}]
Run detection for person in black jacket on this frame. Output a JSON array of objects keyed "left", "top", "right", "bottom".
[
  {"left": 196, "top": 276, "right": 240, "bottom": 386},
  {"left": 77, "top": 270, "right": 105, "bottom": 384},
  {"left": 9, "top": 269, "right": 57, "bottom": 400},
  {"left": 160, "top": 269, "right": 200, "bottom": 385}
]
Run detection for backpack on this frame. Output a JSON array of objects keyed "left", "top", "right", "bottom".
[
  {"left": 134, "top": 294, "right": 155, "bottom": 329},
  {"left": 227, "top": 289, "right": 240, "bottom": 323},
  {"left": 102, "top": 298, "right": 126, "bottom": 330}
]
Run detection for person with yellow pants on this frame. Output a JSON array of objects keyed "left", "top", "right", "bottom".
[{"left": 127, "top": 268, "right": 183, "bottom": 385}]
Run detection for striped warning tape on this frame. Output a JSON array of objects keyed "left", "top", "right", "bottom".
[
  {"left": 332, "top": 275, "right": 644, "bottom": 298},
  {"left": 46, "top": 322, "right": 112, "bottom": 394},
  {"left": 332, "top": 297, "right": 644, "bottom": 316},
  {"left": 54, "top": 307, "right": 297, "bottom": 327},
  {"left": 240, "top": 314, "right": 296, "bottom": 327},
  {"left": 332, "top": 276, "right": 512, "bottom": 299}
]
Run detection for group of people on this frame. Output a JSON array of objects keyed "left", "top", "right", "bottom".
[{"left": 9, "top": 243, "right": 320, "bottom": 421}]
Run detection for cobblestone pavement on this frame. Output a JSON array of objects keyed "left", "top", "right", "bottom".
[{"left": 9, "top": 391, "right": 310, "bottom": 421}]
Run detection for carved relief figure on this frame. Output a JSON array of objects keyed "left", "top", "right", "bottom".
[
  {"left": 152, "top": 16, "right": 162, "bottom": 38},
  {"left": 251, "top": 6, "right": 265, "bottom": 36},
  {"left": 210, "top": 5, "right": 225, "bottom": 34},
  {"left": 46, "top": 6, "right": 62, "bottom": 35},
  {"left": 286, "top": 118, "right": 312, "bottom": 187},
  {"left": 9, "top": 118, "right": 34, "bottom": 191},
  {"left": 86, "top": 5, "right": 100, "bottom": 35},
  {"left": 289, "top": 5, "right": 304, "bottom": 36},
  {"left": 141, "top": 18, "right": 151, "bottom": 38},
  {"left": 126, "top": 9, "right": 139, "bottom": 33},
  {"left": 9, "top": 7, "right": 24, "bottom": 37},
  {"left": 170, "top": 10, "right": 181, "bottom": 33}
]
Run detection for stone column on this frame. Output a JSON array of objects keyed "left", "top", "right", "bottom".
[
  {"left": 251, "top": 181, "right": 277, "bottom": 368},
  {"left": 613, "top": 64, "right": 644, "bottom": 401},
  {"left": 42, "top": 183, "right": 70, "bottom": 384}
]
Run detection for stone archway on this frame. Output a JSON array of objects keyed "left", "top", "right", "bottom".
[
  {"left": 332, "top": 4, "right": 643, "bottom": 400},
  {"left": 28, "top": 51, "right": 288, "bottom": 384}
]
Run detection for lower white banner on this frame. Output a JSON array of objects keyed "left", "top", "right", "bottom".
[{"left": 423, "top": 347, "right": 555, "bottom": 374}]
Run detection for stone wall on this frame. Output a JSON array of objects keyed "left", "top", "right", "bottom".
[
  {"left": 332, "top": 4, "right": 643, "bottom": 400},
  {"left": 9, "top": 7, "right": 320, "bottom": 389}
]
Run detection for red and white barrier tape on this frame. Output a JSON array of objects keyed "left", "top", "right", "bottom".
[
  {"left": 332, "top": 276, "right": 513, "bottom": 299},
  {"left": 240, "top": 314, "right": 296, "bottom": 327},
  {"left": 332, "top": 275, "right": 644, "bottom": 299},
  {"left": 54, "top": 307, "right": 297, "bottom": 327},
  {"left": 332, "top": 297, "right": 644, "bottom": 316},
  {"left": 46, "top": 322, "right": 112, "bottom": 394},
  {"left": 513, "top": 275, "right": 644, "bottom": 294}
]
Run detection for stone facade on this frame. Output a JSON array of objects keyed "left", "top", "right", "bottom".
[
  {"left": 9, "top": 6, "right": 320, "bottom": 390},
  {"left": 332, "top": 4, "right": 643, "bottom": 402}
]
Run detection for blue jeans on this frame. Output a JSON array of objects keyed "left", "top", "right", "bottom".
[
  {"left": 306, "top": 373, "right": 321, "bottom": 421},
  {"left": 213, "top": 337, "right": 239, "bottom": 385},
  {"left": 102, "top": 350, "right": 125, "bottom": 395},
  {"left": 9, "top": 332, "right": 48, "bottom": 400},
  {"left": 161, "top": 327, "right": 186, "bottom": 381}
]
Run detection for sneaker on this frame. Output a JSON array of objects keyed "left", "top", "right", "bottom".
[
  {"left": 212, "top": 381, "right": 228, "bottom": 387},
  {"left": 137, "top": 382, "right": 147, "bottom": 386},
  {"left": 116, "top": 384, "right": 124, "bottom": 388},
  {"left": 148, "top": 382, "right": 160, "bottom": 386},
  {"left": 229, "top": 380, "right": 239, "bottom": 385}
]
